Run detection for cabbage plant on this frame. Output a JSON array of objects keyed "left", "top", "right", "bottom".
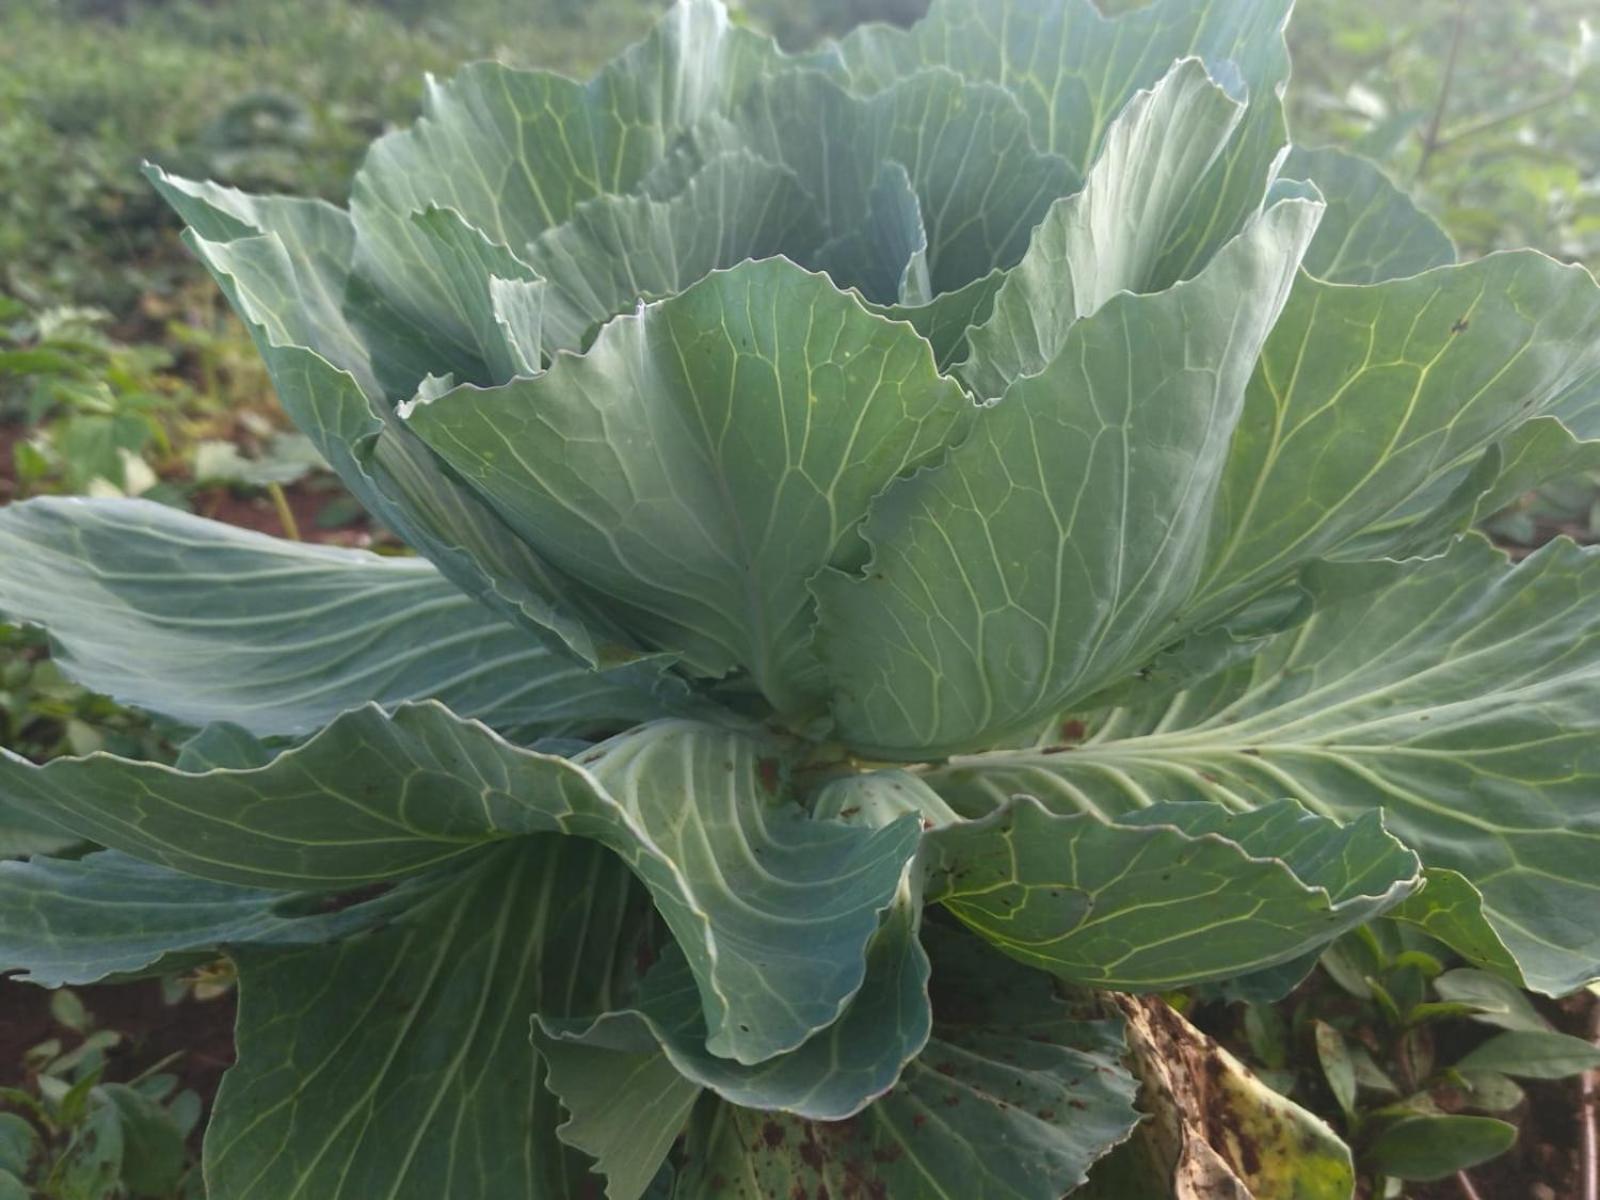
[{"left": 5, "top": 0, "right": 1600, "bottom": 1196}]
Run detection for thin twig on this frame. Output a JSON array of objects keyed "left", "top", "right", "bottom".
[
  {"left": 267, "top": 481, "right": 300, "bottom": 541},
  {"left": 1455, "top": 1169, "right": 1485, "bottom": 1200},
  {"left": 1414, "top": 0, "right": 1468, "bottom": 183},
  {"left": 1434, "top": 84, "right": 1576, "bottom": 153},
  {"left": 125, "top": 1048, "right": 185, "bottom": 1088}
]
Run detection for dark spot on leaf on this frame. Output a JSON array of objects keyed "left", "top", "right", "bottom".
[
  {"left": 1060, "top": 719, "right": 1087, "bottom": 742},
  {"left": 1237, "top": 1133, "right": 1262, "bottom": 1175},
  {"left": 1451, "top": 316, "right": 1470, "bottom": 334},
  {"left": 757, "top": 757, "right": 781, "bottom": 792},
  {"left": 1242, "top": 748, "right": 1262, "bottom": 757},
  {"left": 838, "top": 806, "right": 860, "bottom": 818},
  {"left": 296, "top": 881, "right": 392, "bottom": 915},
  {"left": 762, "top": 1121, "right": 785, "bottom": 1148}
]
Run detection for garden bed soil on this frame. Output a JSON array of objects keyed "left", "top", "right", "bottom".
[
  {"left": 0, "top": 419, "right": 376, "bottom": 548},
  {"left": 191, "top": 481, "right": 372, "bottom": 546},
  {"left": 0, "top": 973, "right": 237, "bottom": 1141}
]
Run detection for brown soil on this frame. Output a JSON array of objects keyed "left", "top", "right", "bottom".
[
  {"left": 0, "top": 417, "right": 377, "bottom": 548},
  {"left": 1501, "top": 515, "right": 1593, "bottom": 561},
  {"left": 0, "top": 423, "right": 29, "bottom": 505},
  {"left": 0, "top": 974, "right": 237, "bottom": 1141},
  {"left": 190, "top": 481, "right": 372, "bottom": 547}
]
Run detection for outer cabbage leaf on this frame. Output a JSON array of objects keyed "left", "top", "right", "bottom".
[
  {"left": 1280, "top": 145, "right": 1455, "bottom": 284},
  {"left": 0, "top": 497, "right": 672, "bottom": 738},
  {"left": 148, "top": 167, "right": 636, "bottom": 667},
  {"left": 924, "top": 798, "right": 1418, "bottom": 989},
  {"left": 537, "top": 890, "right": 927, "bottom": 1121},
  {"left": 674, "top": 928, "right": 1139, "bottom": 1200},
  {"left": 1190, "top": 252, "right": 1600, "bottom": 630},
  {"left": 1079, "top": 994, "right": 1355, "bottom": 1200},
  {"left": 406, "top": 258, "right": 972, "bottom": 709},
  {"left": 204, "top": 836, "right": 638, "bottom": 1200},
  {"left": 814, "top": 196, "right": 1320, "bottom": 756},
  {"left": 0, "top": 707, "right": 918, "bottom": 1065},
  {"left": 0, "top": 850, "right": 432, "bottom": 987},
  {"left": 928, "top": 537, "right": 1600, "bottom": 995}
]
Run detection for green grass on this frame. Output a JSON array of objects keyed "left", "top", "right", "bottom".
[{"left": 0, "top": 0, "right": 669, "bottom": 307}]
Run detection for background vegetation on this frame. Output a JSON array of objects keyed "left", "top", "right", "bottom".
[{"left": 0, "top": 0, "right": 1596, "bottom": 1196}]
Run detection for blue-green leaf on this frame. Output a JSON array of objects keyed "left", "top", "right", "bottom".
[
  {"left": 928, "top": 537, "right": 1600, "bottom": 995},
  {"left": 0, "top": 497, "right": 673, "bottom": 738},
  {"left": 0, "top": 850, "right": 428, "bottom": 987},
  {"left": 924, "top": 798, "right": 1418, "bottom": 989},
  {"left": 0, "top": 708, "right": 918, "bottom": 1065},
  {"left": 961, "top": 57, "right": 1249, "bottom": 398},
  {"left": 1280, "top": 144, "right": 1456, "bottom": 283},
  {"left": 676, "top": 928, "right": 1139, "bottom": 1200},
  {"left": 405, "top": 257, "right": 972, "bottom": 710},
  {"left": 204, "top": 837, "right": 637, "bottom": 1199},
  {"left": 525, "top": 151, "right": 825, "bottom": 354},
  {"left": 815, "top": 196, "right": 1320, "bottom": 756}
]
